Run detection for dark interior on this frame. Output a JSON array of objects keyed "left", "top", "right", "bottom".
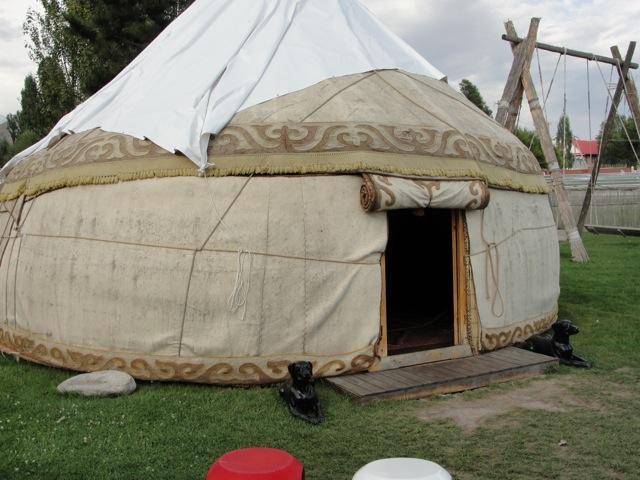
[{"left": 385, "top": 208, "right": 454, "bottom": 355}]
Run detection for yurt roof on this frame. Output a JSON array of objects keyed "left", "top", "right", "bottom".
[
  {"left": 0, "top": 69, "right": 547, "bottom": 202},
  {"left": 2, "top": 0, "right": 443, "bottom": 174}
]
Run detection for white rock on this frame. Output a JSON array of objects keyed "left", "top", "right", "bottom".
[{"left": 57, "top": 370, "right": 136, "bottom": 397}]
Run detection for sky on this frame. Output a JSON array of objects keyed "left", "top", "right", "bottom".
[{"left": 0, "top": 0, "right": 639, "bottom": 140}]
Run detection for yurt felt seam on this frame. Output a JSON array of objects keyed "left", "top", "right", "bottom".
[
  {"left": 176, "top": 174, "right": 253, "bottom": 356},
  {"left": 298, "top": 72, "right": 378, "bottom": 122},
  {"left": 400, "top": 71, "right": 509, "bottom": 129},
  {"left": 0, "top": 199, "right": 22, "bottom": 263},
  {"left": 373, "top": 73, "right": 496, "bottom": 192},
  {"left": 17, "top": 233, "right": 380, "bottom": 266},
  {"left": 468, "top": 222, "right": 558, "bottom": 256}
]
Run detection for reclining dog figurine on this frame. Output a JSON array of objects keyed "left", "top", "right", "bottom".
[
  {"left": 522, "top": 319, "right": 592, "bottom": 368},
  {"left": 279, "top": 361, "right": 324, "bottom": 424}
]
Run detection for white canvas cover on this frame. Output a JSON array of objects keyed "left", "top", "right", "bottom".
[{"left": 3, "top": 0, "right": 443, "bottom": 174}]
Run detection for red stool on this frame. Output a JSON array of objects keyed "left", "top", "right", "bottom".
[{"left": 206, "top": 448, "right": 304, "bottom": 480}]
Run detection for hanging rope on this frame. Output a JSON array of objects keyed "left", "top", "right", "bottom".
[
  {"left": 535, "top": 47, "right": 550, "bottom": 121},
  {"left": 514, "top": 100, "right": 523, "bottom": 131},
  {"left": 561, "top": 47, "right": 568, "bottom": 172},
  {"left": 479, "top": 210, "right": 505, "bottom": 318},
  {"left": 526, "top": 52, "right": 563, "bottom": 151},
  {"left": 227, "top": 248, "right": 254, "bottom": 318},
  {"left": 593, "top": 58, "right": 640, "bottom": 165},
  {"left": 587, "top": 59, "right": 593, "bottom": 141}
]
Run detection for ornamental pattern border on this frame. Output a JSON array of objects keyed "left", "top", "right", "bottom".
[
  {"left": 0, "top": 327, "right": 377, "bottom": 385},
  {"left": 6, "top": 129, "right": 171, "bottom": 182},
  {"left": 5, "top": 123, "right": 541, "bottom": 184},
  {"left": 210, "top": 123, "right": 541, "bottom": 175},
  {"left": 480, "top": 307, "right": 558, "bottom": 351}
]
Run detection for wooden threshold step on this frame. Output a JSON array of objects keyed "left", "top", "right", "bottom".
[{"left": 325, "top": 347, "right": 558, "bottom": 404}]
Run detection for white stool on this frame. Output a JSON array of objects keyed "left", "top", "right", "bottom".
[{"left": 352, "top": 458, "right": 452, "bottom": 480}]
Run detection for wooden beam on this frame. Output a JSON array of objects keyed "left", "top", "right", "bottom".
[
  {"left": 496, "top": 18, "right": 540, "bottom": 127},
  {"left": 451, "top": 211, "right": 459, "bottom": 345},
  {"left": 577, "top": 43, "right": 636, "bottom": 233},
  {"left": 504, "top": 20, "right": 589, "bottom": 262},
  {"left": 501, "top": 35, "right": 639, "bottom": 70},
  {"left": 375, "top": 253, "right": 388, "bottom": 359},
  {"left": 616, "top": 44, "right": 640, "bottom": 139}
]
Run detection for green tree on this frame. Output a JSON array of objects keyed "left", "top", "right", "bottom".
[
  {"left": 63, "top": 0, "right": 194, "bottom": 95},
  {"left": 5, "top": 113, "right": 21, "bottom": 142},
  {"left": 12, "top": 0, "right": 195, "bottom": 146},
  {"left": 23, "top": 0, "right": 90, "bottom": 103},
  {"left": 599, "top": 115, "right": 640, "bottom": 167},
  {"left": 459, "top": 79, "right": 493, "bottom": 117},
  {"left": 515, "top": 127, "right": 548, "bottom": 169},
  {"left": 0, "top": 139, "right": 10, "bottom": 166},
  {"left": 18, "top": 74, "right": 44, "bottom": 136},
  {"left": 37, "top": 55, "right": 76, "bottom": 130},
  {"left": 555, "top": 114, "right": 574, "bottom": 168},
  {"left": 0, "top": 131, "right": 41, "bottom": 167}
]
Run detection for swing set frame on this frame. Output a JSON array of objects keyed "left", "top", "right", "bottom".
[{"left": 497, "top": 18, "right": 640, "bottom": 262}]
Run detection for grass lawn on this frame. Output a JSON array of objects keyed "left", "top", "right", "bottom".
[{"left": 1, "top": 233, "right": 639, "bottom": 479}]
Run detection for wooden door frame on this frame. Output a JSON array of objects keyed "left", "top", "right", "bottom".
[{"left": 373, "top": 209, "right": 472, "bottom": 372}]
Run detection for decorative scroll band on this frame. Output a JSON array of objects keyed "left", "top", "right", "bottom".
[
  {"left": 0, "top": 326, "right": 377, "bottom": 385},
  {"left": 480, "top": 307, "right": 558, "bottom": 351},
  {"left": 6, "top": 129, "right": 172, "bottom": 182},
  {"left": 210, "top": 123, "right": 541, "bottom": 175}
]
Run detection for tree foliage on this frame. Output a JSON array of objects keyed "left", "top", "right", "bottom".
[
  {"left": 63, "top": 0, "right": 194, "bottom": 96},
  {"left": 459, "top": 79, "right": 493, "bottom": 117},
  {"left": 599, "top": 115, "right": 640, "bottom": 167},
  {"left": 5, "top": 0, "right": 194, "bottom": 162},
  {"left": 0, "top": 130, "right": 41, "bottom": 168},
  {"left": 515, "top": 127, "right": 548, "bottom": 169},
  {"left": 5, "top": 114, "right": 21, "bottom": 143},
  {"left": 555, "top": 114, "right": 574, "bottom": 168}
]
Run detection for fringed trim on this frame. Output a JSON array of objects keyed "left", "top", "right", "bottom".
[
  {"left": 0, "top": 168, "right": 196, "bottom": 202},
  {"left": 0, "top": 162, "right": 549, "bottom": 202}
]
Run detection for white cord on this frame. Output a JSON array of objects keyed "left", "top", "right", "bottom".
[{"left": 227, "top": 249, "right": 254, "bottom": 320}]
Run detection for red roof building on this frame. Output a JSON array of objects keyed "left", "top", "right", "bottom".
[
  {"left": 571, "top": 139, "right": 599, "bottom": 169},
  {"left": 572, "top": 139, "right": 599, "bottom": 157}
]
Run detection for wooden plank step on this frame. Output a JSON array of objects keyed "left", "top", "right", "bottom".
[{"left": 325, "top": 347, "right": 558, "bottom": 404}]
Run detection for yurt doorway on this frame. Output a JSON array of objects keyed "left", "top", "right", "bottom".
[{"left": 384, "top": 208, "right": 456, "bottom": 356}]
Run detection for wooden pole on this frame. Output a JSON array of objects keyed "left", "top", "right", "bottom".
[
  {"left": 504, "top": 20, "right": 589, "bottom": 262},
  {"left": 501, "top": 35, "right": 639, "bottom": 70},
  {"left": 577, "top": 43, "right": 636, "bottom": 233},
  {"left": 496, "top": 19, "right": 540, "bottom": 127},
  {"left": 614, "top": 45, "right": 640, "bottom": 135}
]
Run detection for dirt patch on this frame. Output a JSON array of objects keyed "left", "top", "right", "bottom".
[{"left": 416, "top": 378, "right": 590, "bottom": 432}]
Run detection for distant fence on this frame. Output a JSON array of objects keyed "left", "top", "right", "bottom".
[{"left": 547, "top": 172, "right": 640, "bottom": 228}]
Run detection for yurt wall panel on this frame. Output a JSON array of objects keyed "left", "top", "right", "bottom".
[
  {"left": 15, "top": 235, "right": 193, "bottom": 355},
  {"left": 19, "top": 176, "right": 251, "bottom": 251},
  {"left": 1, "top": 174, "right": 386, "bottom": 381},
  {"left": 466, "top": 190, "right": 559, "bottom": 350},
  {"left": 1, "top": 235, "right": 21, "bottom": 328}
]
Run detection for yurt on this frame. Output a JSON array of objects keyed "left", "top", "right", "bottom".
[{"left": 0, "top": 0, "right": 559, "bottom": 385}]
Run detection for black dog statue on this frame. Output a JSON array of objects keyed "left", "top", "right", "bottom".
[
  {"left": 522, "top": 319, "right": 592, "bottom": 368},
  {"left": 279, "top": 361, "right": 324, "bottom": 424}
]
